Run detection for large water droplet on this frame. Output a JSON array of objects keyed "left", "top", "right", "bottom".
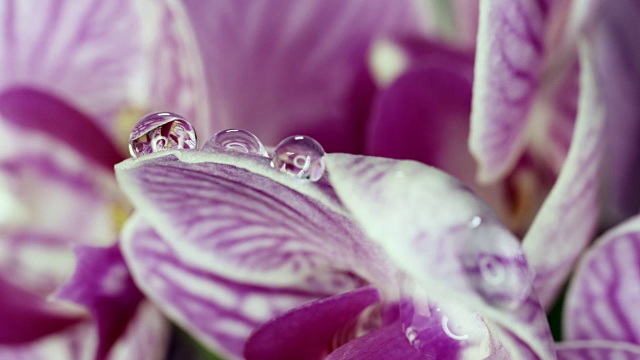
[
  {"left": 461, "top": 216, "right": 533, "bottom": 309},
  {"left": 129, "top": 112, "right": 197, "bottom": 158},
  {"left": 202, "top": 129, "right": 268, "bottom": 157},
  {"left": 270, "top": 135, "right": 325, "bottom": 181}
]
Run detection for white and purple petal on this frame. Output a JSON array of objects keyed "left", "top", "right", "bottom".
[
  {"left": 324, "top": 153, "right": 556, "bottom": 359},
  {"left": 54, "top": 244, "right": 144, "bottom": 360},
  {"left": 563, "top": 214, "right": 640, "bottom": 344},
  {"left": 470, "top": 0, "right": 549, "bottom": 182},
  {"left": 522, "top": 43, "right": 604, "bottom": 308},
  {"left": 556, "top": 340, "right": 640, "bottom": 360}
]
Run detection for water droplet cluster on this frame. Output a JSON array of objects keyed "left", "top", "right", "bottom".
[{"left": 129, "top": 112, "right": 326, "bottom": 181}]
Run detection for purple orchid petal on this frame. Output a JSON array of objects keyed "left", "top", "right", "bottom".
[
  {"left": 0, "top": 88, "right": 124, "bottom": 168},
  {"left": 326, "top": 322, "right": 422, "bottom": 360},
  {"left": 121, "top": 215, "right": 332, "bottom": 359},
  {"left": 182, "top": 0, "right": 424, "bottom": 151},
  {"left": 563, "top": 215, "right": 640, "bottom": 344},
  {"left": 115, "top": 151, "right": 396, "bottom": 296},
  {"left": 522, "top": 44, "right": 605, "bottom": 308},
  {"left": 556, "top": 341, "right": 640, "bottom": 360},
  {"left": 324, "top": 153, "right": 556, "bottom": 358},
  {"left": 107, "top": 302, "right": 170, "bottom": 360},
  {"left": 595, "top": 0, "right": 640, "bottom": 225},
  {"left": 0, "top": 0, "right": 207, "bottom": 138},
  {"left": 470, "top": 0, "right": 549, "bottom": 183},
  {"left": 0, "top": 302, "right": 168, "bottom": 360},
  {"left": 0, "top": 150, "right": 126, "bottom": 296},
  {"left": 244, "top": 286, "right": 380, "bottom": 360},
  {"left": 0, "top": 276, "right": 85, "bottom": 344},
  {"left": 54, "top": 244, "right": 144, "bottom": 360}
]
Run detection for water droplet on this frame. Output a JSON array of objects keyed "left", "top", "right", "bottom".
[
  {"left": 461, "top": 218, "right": 533, "bottom": 309},
  {"left": 270, "top": 135, "right": 325, "bottom": 181},
  {"left": 129, "top": 112, "right": 197, "bottom": 158},
  {"left": 399, "top": 279, "right": 492, "bottom": 358},
  {"left": 202, "top": 129, "right": 268, "bottom": 157}
]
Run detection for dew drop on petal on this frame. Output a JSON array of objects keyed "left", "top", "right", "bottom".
[
  {"left": 270, "top": 135, "right": 325, "bottom": 181},
  {"left": 202, "top": 129, "right": 268, "bottom": 157},
  {"left": 129, "top": 112, "right": 197, "bottom": 158}
]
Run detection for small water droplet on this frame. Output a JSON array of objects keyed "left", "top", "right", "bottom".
[
  {"left": 129, "top": 112, "right": 197, "bottom": 158},
  {"left": 202, "top": 129, "right": 268, "bottom": 157},
  {"left": 270, "top": 135, "right": 325, "bottom": 181}
]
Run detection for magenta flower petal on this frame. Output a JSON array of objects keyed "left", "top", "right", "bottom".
[
  {"left": 0, "top": 277, "right": 84, "bottom": 344},
  {"left": 522, "top": 45, "right": 605, "bottom": 308},
  {"left": 0, "top": 0, "right": 207, "bottom": 136},
  {"left": 54, "top": 244, "right": 144, "bottom": 360},
  {"left": 121, "top": 215, "right": 336, "bottom": 359},
  {"left": 595, "top": 0, "right": 640, "bottom": 224},
  {"left": 470, "top": 0, "right": 549, "bottom": 182},
  {"left": 115, "top": 151, "right": 393, "bottom": 295},
  {"left": 556, "top": 341, "right": 640, "bottom": 360},
  {"left": 244, "top": 286, "right": 380, "bottom": 360},
  {"left": 325, "top": 322, "right": 423, "bottom": 360},
  {"left": 324, "top": 153, "right": 555, "bottom": 359},
  {"left": 182, "top": 0, "right": 424, "bottom": 150},
  {"left": 563, "top": 215, "right": 640, "bottom": 344},
  {"left": 0, "top": 88, "right": 124, "bottom": 168}
]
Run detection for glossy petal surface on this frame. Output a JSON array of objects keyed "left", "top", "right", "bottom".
[
  {"left": 244, "top": 286, "right": 380, "bottom": 360},
  {"left": 564, "top": 215, "right": 640, "bottom": 344},
  {"left": 324, "top": 153, "right": 555, "bottom": 359},
  {"left": 326, "top": 322, "right": 423, "bottom": 360},
  {"left": 522, "top": 45, "right": 604, "bottom": 308},
  {"left": 182, "top": 0, "right": 423, "bottom": 151},
  {"left": 470, "top": 0, "right": 549, "bottom": 182},
  {"left": 54, "top": 244, "right": 144, "bottom": 360}
]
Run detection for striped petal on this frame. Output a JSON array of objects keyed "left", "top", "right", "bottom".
[
  {"left": 563, "top": 215, "right": 640, "bottom": 344},
  {"left": 324, "top": 153, "right": 556, "bottom": 359},
  {"left": 182, "top": 0, "right": 424, "bottom": 151},
  {"left": 556, "top": 341, "right": 640, "bottom": 360},
  {"left": 0, "top": 0, "right": 207, "bottom": 141},
  {"left": 470, "top": 0, "right": 549, "bottom": 182},
  {"left": 522, "top": 43, "right": 605, "bottom": 308},
  {"left": 54, "top": 244, "right": 144, "bottom": 360}
]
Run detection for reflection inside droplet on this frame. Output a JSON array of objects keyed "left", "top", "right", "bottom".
[
  {"left": 128, "top": 112, "right": 197, "bottom": 158},
  {"left": 461, "top": 217, "right": 533, "bottom": 309},
  {"left": 202, "top": 129, "right": 268, "bottom": 157},
  {"left": 270, "top": 135, "right": 325, "bottom": 181}
]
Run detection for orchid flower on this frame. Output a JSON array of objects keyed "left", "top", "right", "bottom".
[{"left": 0, "top": 0, "right": 208, "bottom": 357}]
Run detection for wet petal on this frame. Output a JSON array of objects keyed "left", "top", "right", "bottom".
[
  {"left": 326, "top": 322, "right": 422, "bottom": 360},
  {"left": 0, "top": 276, "right": 84, "bottom": 344},
  {"left": 0, "top": 88, "right": 123, "bottom": 168},
  {"left": 244, "top": 286, "right": 380, "bottom": 360},
  {"left": 121, "top": 214, "right": 339, "bottom": 359},
  {"left": 556, "top": 341, "right": 640, "bottom": 360},
  {"left": 324, "top": 153, "right": 556, "bottom": 359},
  {"left": 182, "top": 0, "right": 423, "bottom": 151},
  {"left": 115, "top": 150, "right": 395, "bottom": 296},
  {"left": 563, "top": 215, "right": 640, "bottom": 344},
  {"left": 0, "top": 0, "right": 207, "bottom": 139},
  {"left": 470, "top": 0, "right": 549, "bottom": 182},
  {"left": 54, "top": 244, "right": 144, "bottom": 360},
  {"left": 522, "top": 43, "right": 605, "bottom": 308}
]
